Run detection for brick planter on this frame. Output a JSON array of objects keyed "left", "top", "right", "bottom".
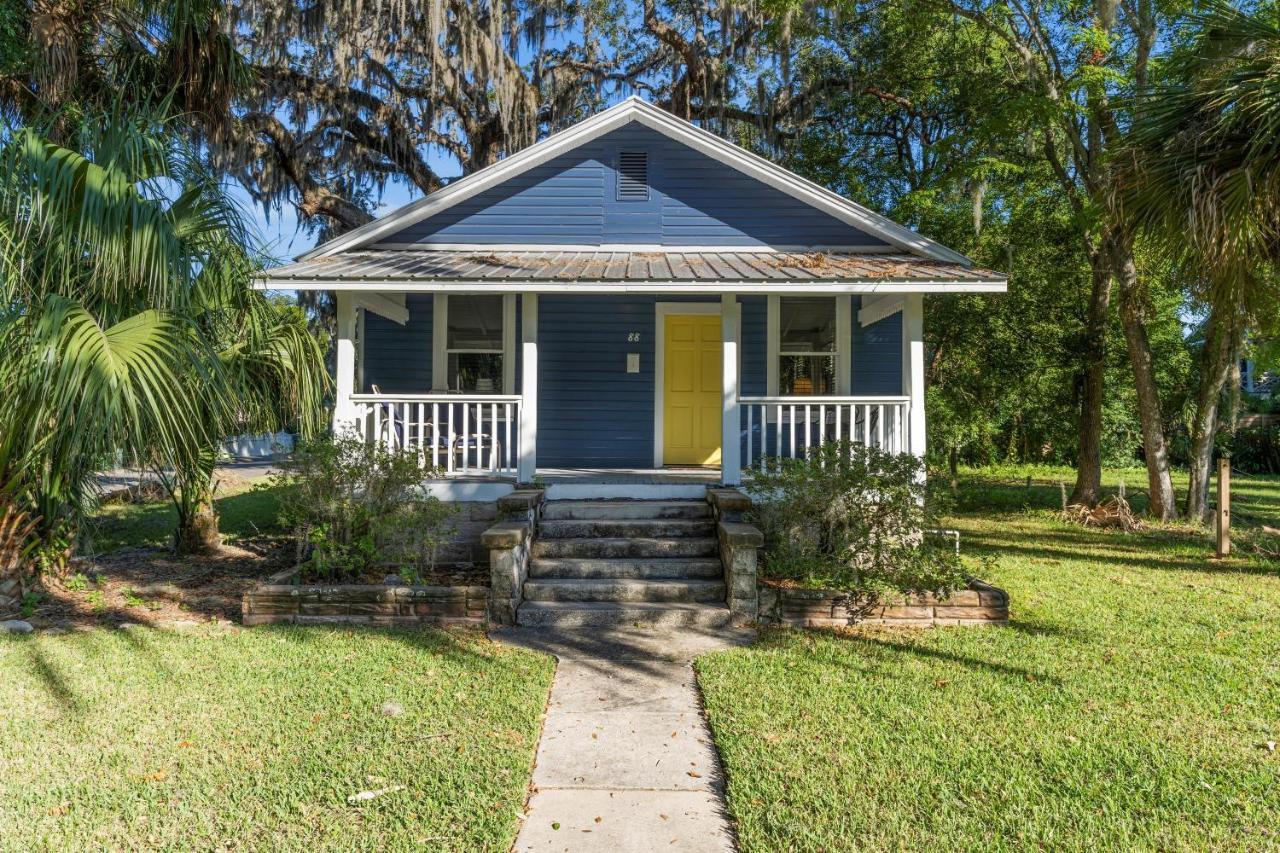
[
  {"left": 242, "top": 568, "right": 487, "bottom": 627},
  {"left": 758, "top": 578, "right": 1009, "bottom": 628}
]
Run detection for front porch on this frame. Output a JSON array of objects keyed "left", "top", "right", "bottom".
[{"left": 331, "top": 290, "right": 928, "bottom": 494}]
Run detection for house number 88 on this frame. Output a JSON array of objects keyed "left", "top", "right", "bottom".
[{"left": 627, "top": 332, "right": 641, "bottom": 342}]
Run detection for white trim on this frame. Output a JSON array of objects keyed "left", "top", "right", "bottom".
[
  {"left": 369, "top": 242, "right": 900, "bottom": 254},
  {"left": 518, "top": 294, "right": 538, "bottom": 482},
  {"left": 262, "top": 279, "right": 1007, "bottom": 295},
  {"left": 903, "top": 294, "right": 926, "bottom": 462},
  {"left": 333, "top": 293, "right": 357, "bottom": 435},
  {"left": 298, "top": 97, "right": 972, "bottom": 265},
  {"left": 432, "top": 293, "right": 516, "bottom": 394},
  {"left": 859, "top": 294, "right": 905, "bottom": 327},
  {"left": 422, "top": 481, "right": 517, "bottom": 502},
  {"left": 653, "top": 301, "right": 723, "bottom": 468},
  {"left": 836, "top": 296, "right": 852, "bottom": 395},
  {"left": 721, "top": 294, "right": 741, "bottom": 486},
  {"left": 545, "top": 482, "right": 710, "bottom": 500},
  {"left": 354, "top": 291, "right": 409, "bottom": 325},
  {"left": 769, "top": 295, "right": 847, "bottom": 397}
]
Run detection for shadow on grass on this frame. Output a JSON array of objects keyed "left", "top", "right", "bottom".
[{"left": 87, "top": 485, "right": 286, "bottom": 554}]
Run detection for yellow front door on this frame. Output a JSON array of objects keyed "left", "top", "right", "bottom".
[{"left": 663, "top": 314, "right": 722, "bottom": 466}]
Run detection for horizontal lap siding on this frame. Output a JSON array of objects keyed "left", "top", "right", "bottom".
[
  {"left": 537, "top": 296, "right": 656, "bottom": 467},
  {"left": 375, "top": 124, "right": 886, "bottom": 248},
  {"left": 362, "top": 296, "right": 432, "bottom": 393},
  {"left": 851, "top": 297, "right": 902, "bottom": 395}
]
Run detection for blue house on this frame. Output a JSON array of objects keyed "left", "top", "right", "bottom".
[{"left": 262, "top": 98, "right": 1006, "bottom": 502}]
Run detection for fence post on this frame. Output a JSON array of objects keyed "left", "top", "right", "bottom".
[{"left": 1216, "top": 456, "right": 1231, "bottom": 558}]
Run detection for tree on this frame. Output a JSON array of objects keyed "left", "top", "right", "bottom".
[
  {"left": 935, "top": 0, "right": 1182, "bottom": 517},
  {"left": 1122, "top": 4, "right": 1280, "bottom": 518},
  {"left": 0, "top": 108, "right": 234, "bottom": 565}
]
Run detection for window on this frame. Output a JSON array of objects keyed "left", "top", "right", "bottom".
[
  {"left": 446, "top": 295, "right": 505, "bottom": 393},
  {"left": 777, "top": 297, "right": 838, "bottom": 396},
  {"left": 617, "top": 151, "right": 649, "bottom": 200}
]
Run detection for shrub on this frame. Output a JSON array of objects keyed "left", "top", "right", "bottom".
[
  {"left": 272, "top": 437, "right": 457, "bottom": 583},
  {"left": 745, "top": 442, "right": 967, "bottom": 611}
]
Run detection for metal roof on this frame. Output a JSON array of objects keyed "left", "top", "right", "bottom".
[{"left": 262, "top": 250, "right": 1004, "bottom": 288}]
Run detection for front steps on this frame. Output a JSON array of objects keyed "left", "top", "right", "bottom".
[{"left": 516, "top": 499, "right": 731, "bottom": 628}]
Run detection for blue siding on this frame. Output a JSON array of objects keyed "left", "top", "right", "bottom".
[
  {"left": 851, "top": 297, "right": 903, "bottom": 395},
  {"left": 537, "top": 296, "right": 657, "bottom": 467},
  {"left": 739, "top": 297, "right": 767, "bottom": 396},
  {"left": 379, "top": 124, "right": 887, "bottom": 248},
  {"left": 362, "top": 295, "right": 432, "bottom": 393}
]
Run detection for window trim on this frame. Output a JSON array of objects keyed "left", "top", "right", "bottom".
[
  {"left": 766, "top": 295, "right": 851, "bottom": 397},
  {"left": 431, "top": 293, "right": 517, "bottom": 393}
]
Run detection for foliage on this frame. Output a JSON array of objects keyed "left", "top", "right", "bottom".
[
  {"left": 744, "top": 443, "right": 966, "bottom": 606},
  {"left": 0, "top": 106, "right": 248, "bottom": 570},
  {"left": 273, "top": 438, "right": 457, "bottom": 582}
]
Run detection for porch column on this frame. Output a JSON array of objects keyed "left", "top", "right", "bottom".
[
  {"left": 721, "top": 294, "right": 741, "bottom": 485},
  {"left": 518, "top": 294, "right": 538, "bottom": 483},
  {"left": 333, "top": 291, "right": 358, "bottom": 436},
  {"left": 902, "top": 293, "right": 926, "bottom": 460}
]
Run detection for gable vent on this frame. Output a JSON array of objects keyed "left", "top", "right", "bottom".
[{"left": 617, "top": 151, "right": 649, "bottom": 200}]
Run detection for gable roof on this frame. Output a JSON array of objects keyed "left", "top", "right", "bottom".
[{"left": 298, "top": 97, "right": 973, "bottom": 266}]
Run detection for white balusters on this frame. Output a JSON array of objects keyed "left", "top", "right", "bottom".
[
  {"left": 351, "top": 394, "right": 522, "bottom": 477},
  {"left": 737, "top": 397, "right": 911, "bottom": 469}
]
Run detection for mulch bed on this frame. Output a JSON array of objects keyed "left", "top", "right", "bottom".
[{"left": 24, "top": 537, "right": 292, "bottom": 630}]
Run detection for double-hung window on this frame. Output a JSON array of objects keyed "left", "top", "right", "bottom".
[
  {"left": 439, "top": 294, "right": 512, "bottom": 393},
  {"left": 773, "top": 296, "right": 843, "bottom": 396}
]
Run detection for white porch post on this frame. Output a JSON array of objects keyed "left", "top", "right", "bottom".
[
  {"left": 518, "top": 294, "right": 539, "bottom": 483},
  {"left": 721, "top": 293, "right": 741, "bottom": 485},
  {"left": 902, "top": 293, "right": 926, "bottom": 461},
  {"left": 333, "top": 291, "right": 358, "bottom": 437}
]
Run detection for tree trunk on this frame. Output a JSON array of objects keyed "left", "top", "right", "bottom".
[
  {"left": 176, "top": 493, "right": 221, "bottom": 555},
  {"left": 1070, "top": 253, "right": 1114, "bottom": 506},
  {"left": 1113, "top": 241, "right": 1178, "bottom": 520},
  {"left": 173, "top": 451, "right": 221, "bottom": 555},
  {"left": 1185, "top": 306, "right": 1240, "bottom": 520}
]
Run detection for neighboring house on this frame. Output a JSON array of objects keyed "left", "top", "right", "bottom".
[{"left": 260, "top": 98, "right": 1007, "bottom": 502}]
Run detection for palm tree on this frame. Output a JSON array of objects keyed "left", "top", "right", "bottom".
[
  {"left": 159, "top": 277, "right": 329, "bottom": 554},
  {"left": 1119, "top": 3, "right": 1280, "bottom": 519},
  {"left": 0, "top": 104, "right": 325, "bottom": 566}
]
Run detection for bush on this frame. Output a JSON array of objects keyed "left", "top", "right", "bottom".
[
  {"left": 745, "top": 442, "right": 967, "bottom": 609},
  {"left": 272, "top": 437, "right": 457, "bottom": 583}
]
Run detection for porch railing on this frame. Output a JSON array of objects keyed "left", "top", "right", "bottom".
[
  {"left": 738, "top": 396, "right": 910, "bottom": 468},
  {"left": 351, "top": 393, "right": 522, "bottom": 477}
]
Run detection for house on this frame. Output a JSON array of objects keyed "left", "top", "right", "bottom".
[{"left": 260, "top": 98, "right": 1006, "bottom": 502}]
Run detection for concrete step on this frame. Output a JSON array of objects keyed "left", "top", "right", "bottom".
[
  {"left": 523, "top": 578, "right": 726, "bottom": 604},
  {"left": 532, "top": 537, "right": 719, "bottom": 560},
  {"left": 515, "top": 601, "right": 735, "bottom": 629},
  {"left": 539, "top": 519, "right": 715, "bottom": 539},
  {"left": 528, "top": 557, "right": 723, "bottom": 580},
  {"left": 541, "top": 500, "right": 711, "bottom": 521}
]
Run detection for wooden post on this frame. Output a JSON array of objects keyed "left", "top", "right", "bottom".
[{"left": 1216, "top": 456, "right": 1231, "bottom": 558}]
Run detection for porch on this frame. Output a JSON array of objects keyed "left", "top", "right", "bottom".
[{"left": 331, "top": 289, "right": 927, "bottom": 492}]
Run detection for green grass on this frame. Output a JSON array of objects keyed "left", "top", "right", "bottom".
[
  {"left": 697, "top": 466, "right": 1280, "bottom": 852},
  {"left": 0, "top": 625, "right": 554, "bottom": 851},
  {"left": 88, "top": 482, "right": 284, "bottom": 553}
]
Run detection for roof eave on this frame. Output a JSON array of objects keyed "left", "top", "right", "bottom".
[{"left": 255, "top": 277, "right": 1009, "bottom": 295}]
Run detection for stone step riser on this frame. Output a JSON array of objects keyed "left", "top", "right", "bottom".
[
  {"left": 541, "top": 501, "right": 711, "bottom": 521},
  {"left": 532, "top": 538, "right": 719, "bottom": 560},
  {"left": 539, "top": 520, "right": 715, "bottom": 539},
  {"left": 516, "top": 604, "right": 734, "bottom": 629},
  {"left": 523, "top": 580, "right": 726, "bottom": 604},
  {"left": 528, "top": 558, "right": 723, "bottom": 581}
]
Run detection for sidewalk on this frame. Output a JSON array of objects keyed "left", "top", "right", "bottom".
[{"left": 495, "top": 627, "right": 754, "bottom": 852}]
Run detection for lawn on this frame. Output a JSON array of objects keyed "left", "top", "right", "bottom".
[
  {"left": 88, "top": 480, "right": 284, "bottom": 554},
  {"left": 0, "top": 625, "right": 554, "bottom": 851},
  {"left": 697, "top": 466, "right": 1280, "bottom": 852}
]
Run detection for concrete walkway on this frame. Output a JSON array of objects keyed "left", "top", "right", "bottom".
[{"left": 495, "top": 627, "right": 754, "bottom": 852}]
